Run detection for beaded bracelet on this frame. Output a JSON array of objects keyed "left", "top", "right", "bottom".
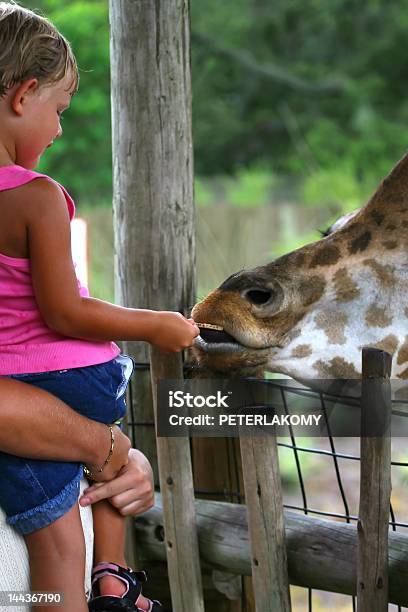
[{"left": 83, "top": 424, "right": 115, "bottom": 481}]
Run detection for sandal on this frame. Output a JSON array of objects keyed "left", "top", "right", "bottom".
[{"left": 88, "top": 561, "right": 162, "bottom": 612}]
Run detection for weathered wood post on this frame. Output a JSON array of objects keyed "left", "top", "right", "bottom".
[
  {"left": 150, "top": 352, "right": 205, "bottom": 612},
  {"left": 240, "top": 436, "right": 292, "bottom": 612},
  {"left": 357, "top": 348, "right": 392, "bottom": 611},
  {"left": 109, "top": 1, "right": 204, "bottom": 609}
]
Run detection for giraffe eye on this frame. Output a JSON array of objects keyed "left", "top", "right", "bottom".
[
  {"left": 241, "top": 281, "right": 284, "bottom": 316},
  {"left": 244, "top": 289, "right": 273, "bottom": 305}
]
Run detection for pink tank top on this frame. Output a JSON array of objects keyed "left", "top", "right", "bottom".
[{"left": 0, "top": 165, "right": 119, "bottom": 374}]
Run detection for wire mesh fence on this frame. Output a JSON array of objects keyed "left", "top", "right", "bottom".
[{"left": 127, "top": 361, "right": 408, "bottom": 611}]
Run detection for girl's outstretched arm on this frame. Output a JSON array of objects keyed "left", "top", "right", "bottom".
[{"left": 26, "top": 178, "right": 199, "bottom": 351}]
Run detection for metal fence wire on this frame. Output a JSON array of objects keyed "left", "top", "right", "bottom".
[{"left": 127, "top": 362, "right": 408, "bottom": 612}]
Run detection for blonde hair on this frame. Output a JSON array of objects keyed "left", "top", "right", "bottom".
[{"left": 0, "top": 1, "right": 79, "bottom": 98}]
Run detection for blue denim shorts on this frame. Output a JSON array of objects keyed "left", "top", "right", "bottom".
[{"left": 0, "top": 355, "right": 134, "bottom": 535}]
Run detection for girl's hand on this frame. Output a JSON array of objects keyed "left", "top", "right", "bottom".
[
  {"left": 83, "top": 425, "right": 131, "bottom": 482},
  {"left": 148, "top": 311, "right": 200, "bottom": 353}
]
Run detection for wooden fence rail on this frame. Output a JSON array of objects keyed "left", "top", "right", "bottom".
[{"left": 134, "top": 494, "right": 408, "bottom": 607}]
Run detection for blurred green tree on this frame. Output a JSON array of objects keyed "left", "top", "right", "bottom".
[
  {"left": 191, "top": 0, "right": 408, "bottom": 180},
  {"left": 21, "top": 0, "right": 111, "bottom": 203}
]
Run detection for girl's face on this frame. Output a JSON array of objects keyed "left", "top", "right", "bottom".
[{"left": 14, "top": 73, "right": 73, "bottom": 169}]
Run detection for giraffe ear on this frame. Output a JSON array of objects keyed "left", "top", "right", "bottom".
[{"left": 365, "top": 151, "right": 408, "bottom": 212}]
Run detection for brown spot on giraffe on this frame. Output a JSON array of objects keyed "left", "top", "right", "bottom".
[
  {"left": 402, "top": 220, "right": 408, "bottom": 228},
  {"left": 292, "top": 252, "right": 306, "bottom": 267},
  {"left": 291, "top": 344, "right": 313, "bottom": 358},
  {"left": 382, "top": 240, "right": 398, "bottom": 250},
  {"left": 363, "top": 259, "right": 396, "bottom": 286},
  {"left": 362, "top": 334, "right": 399, "bottom": 355},
  {"left": 285, "top": 328, "right": 302, "bottom": 343},
  {"left": 315, "top": 311, "right": 348, "bottom": 345},
  {"left": 386, "top": 224, "right": 397, "bottom": 231},
  {"left": 348, "top": 230, "right": 372, "bottom": 254},
  {"left": 309, "top": 246, "right": 341, "bottom": 268},
  {"left": 370, "top": 210, "right": 385, "bottom": 226},
  {"left": 299, "top": 276, "right": 326, "bottom": 306},
  {"left": 397, "top": 336, "right": 408, "bottom": 365},
  {"left": 365, "top": 305, "right": 392, "bottom": 328},
  {"left": 314, "top": 357, "right": 360, "bottom": 378},
  {"left": 333, "top": 268, "right": 360, "bottom": 303}
]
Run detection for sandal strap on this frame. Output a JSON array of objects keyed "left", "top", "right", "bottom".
[
  {"left": 90, "top": 561, "right": 163, "bottom": 610},
  {"left": 91, "top": 561, "right": 146, "bottom": 601},
  {"left": 92, "top": 561, "right": 147, "bottom": 580}
]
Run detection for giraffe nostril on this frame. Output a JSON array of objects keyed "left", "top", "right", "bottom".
[{"left": 243, "top": 289, "right": 273, "bottom": 306}]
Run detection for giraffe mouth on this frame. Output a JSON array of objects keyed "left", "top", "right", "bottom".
[{"left": 195, "top": 323, "right": 246, "bottom": 354}]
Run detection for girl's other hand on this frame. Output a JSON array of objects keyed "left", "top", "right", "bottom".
[
  {"left": 83, "top": 425, "right": 131, "bottom": 482},
  {"left": 149, "top": 311, "right": 199, "bottom": 353}
]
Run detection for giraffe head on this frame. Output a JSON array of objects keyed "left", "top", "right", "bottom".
[{"left": 192, "top": 153, "right": 408, "bottom": 380}]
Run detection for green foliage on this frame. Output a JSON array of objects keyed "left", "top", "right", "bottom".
[
  {"left": 225, "top": 167, "right": 274, "bottom": 208},
  {"left": 20, "top": 0, "right": 111, "bottom": 201},
  {"left": 195, "top": 167, "right": 275, "bottom": 208},
  {"left": 191, "top": 0, "right": 408, "bottom": 179},
  {"left": 301, "top": 163, "right": 376, "bottom": 215},
  {"left": 194, "top": 177, "right": 213, "bottom": 207},
  {"left": 270, "top": 230, "right": 322, "bottom": 260}
]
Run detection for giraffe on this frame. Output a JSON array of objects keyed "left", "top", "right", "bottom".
[{"left": 192, "top": 152, "right": 408, "bottom": 383}]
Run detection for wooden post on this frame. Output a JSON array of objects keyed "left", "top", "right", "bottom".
[
  {"left": 109, "top": 0, "right": 196, "bottom": 476},
  {"left": 240, "top": 437, "right": 292, "bottom": 611},
  {"left": 109, "top": 0, "right": 199, "bottom": 602},
  {"left": 150, "top": 351, "right": 205, "bottom": 611},
  {"left": 357, "top": 348, "right": 392, "bottom": 611}
]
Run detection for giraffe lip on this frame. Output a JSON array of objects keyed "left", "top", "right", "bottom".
[
  {"left": 196, "top": 324, "right": 238, "bottom": 344},
  {"left": 194, "top": 334, "right": 246, "bottom": 354},
  {"left": 195, "top": 323, "right": 277, "bottom": 353},
  {"left": 195, "top": 324, "right": 273, "bottom": 354}
]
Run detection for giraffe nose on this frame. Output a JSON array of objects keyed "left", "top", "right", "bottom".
[{"left": 242, "top": 288, "right": 274, "bottom": 306}]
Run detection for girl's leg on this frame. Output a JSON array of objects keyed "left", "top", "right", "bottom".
[
  {"left": 23, "top": 503, "right": 88, "bottom": 612},
  {"left": 92, "top": 499, "right": 151, "bottom": 610}
]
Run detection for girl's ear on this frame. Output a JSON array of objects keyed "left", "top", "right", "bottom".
[{"left": 11, "top": 78, "right": 39, "bottom": 116}]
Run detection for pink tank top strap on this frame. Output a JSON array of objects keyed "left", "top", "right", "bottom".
[{"left": 0, "top": 164, "right": 75, "bottom": 220}]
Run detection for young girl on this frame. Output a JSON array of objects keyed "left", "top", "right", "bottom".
[{"left": 0, "top": 3, "right": 199, "bottom": 611}]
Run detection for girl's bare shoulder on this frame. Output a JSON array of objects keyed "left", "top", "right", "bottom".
[{"left": 0, "top": 178, "right": 68, "bottom": 258}]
